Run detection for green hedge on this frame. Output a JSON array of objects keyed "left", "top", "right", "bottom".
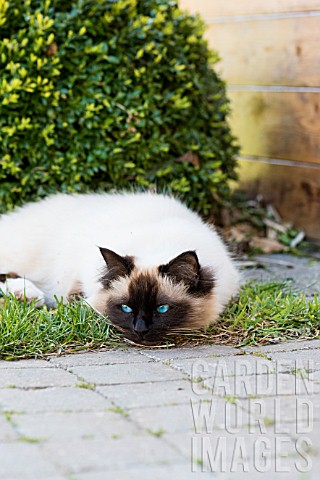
[{"left": 0, "top": 0, "right": 238, "bottom": 214}]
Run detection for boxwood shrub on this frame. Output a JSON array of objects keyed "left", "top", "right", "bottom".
[{"left": 0, "top": 0, "right": 238, "bottom": 215}]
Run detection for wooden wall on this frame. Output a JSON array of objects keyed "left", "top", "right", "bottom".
[{"left": 180, "top": 0, "right": 320, "bottom": 240}]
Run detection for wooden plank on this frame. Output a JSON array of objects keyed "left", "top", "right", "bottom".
[
  {"left": 179, "top": 0, "right": 320, "bottom": 18},
  {"left": 228, "top": 90, "right": 320, "bottom": 165},
  {"left": 205, "top": 16, "right": 320, "bottom": 87},
  {"left": 236, "top": 158, "right": 320, "bottom": 240}
]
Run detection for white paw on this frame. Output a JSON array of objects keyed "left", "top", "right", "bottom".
[{"left": 0, "top": 278, "right": 45, "bottom": 306}]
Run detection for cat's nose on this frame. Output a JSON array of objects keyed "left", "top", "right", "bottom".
[{"left": 133, "top": 317, "right": 150, "bottom": 336}]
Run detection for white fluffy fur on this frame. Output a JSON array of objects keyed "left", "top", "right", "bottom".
[
  {"left": 0, "top": 192, "right": 239, "bottom": 317},
  {"left": 0, "top": 278, "right": 45, "bottom": 306}
]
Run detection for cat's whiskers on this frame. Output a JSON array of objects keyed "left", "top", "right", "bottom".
[{"left": 168, "top": 327, "right": 201, "bottom": 334}]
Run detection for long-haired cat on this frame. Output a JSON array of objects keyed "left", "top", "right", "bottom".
[{"left": 0, "top": 192, "right": 239, "bottom": 345}]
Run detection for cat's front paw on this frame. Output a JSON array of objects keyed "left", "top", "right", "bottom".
[{"left": 0, "top": 278, "right": 45, "bottom": 306}]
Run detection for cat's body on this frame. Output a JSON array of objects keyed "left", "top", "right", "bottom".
[{"left": 0, "top": 192, "right": 239, "bottom": 344}]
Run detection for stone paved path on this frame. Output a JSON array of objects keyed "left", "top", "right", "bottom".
[{"left": 0, "top": 254, "right": 319, "bottom": 479}]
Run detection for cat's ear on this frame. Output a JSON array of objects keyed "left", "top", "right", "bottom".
[
  {"left": 99, "top": 247, "right": 134, "bottom": 287},
  {"left": 159, "top": 251, "right": 200, "bottom": 290},
  {"left": 159, "top": 250, "right": 215, "bottom": 295}
]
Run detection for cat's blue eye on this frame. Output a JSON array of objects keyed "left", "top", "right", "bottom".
[
  {"left": 157, "top": 304, "right": 170, "bottom": 314},
  {"left": 121, "top": 304, "right": 133, "bottom": 313}
]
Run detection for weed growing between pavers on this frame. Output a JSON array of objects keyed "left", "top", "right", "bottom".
[
  {"left": 76, "top": 380, "right": 96, "bottom": 390},
  {"left": 0, "top": 282, "right": 319, "bottom": 359}
]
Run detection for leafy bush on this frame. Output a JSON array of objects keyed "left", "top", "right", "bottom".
[{"left": 0, "top": 0, "right": 238, "bottom": 214}]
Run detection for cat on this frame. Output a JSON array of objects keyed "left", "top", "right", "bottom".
[{"left": 0, "top": 192, "right": 239, "bottom": 345}]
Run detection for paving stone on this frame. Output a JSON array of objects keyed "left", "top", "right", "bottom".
[
  {"left": 215, "top": 473, "right": 306, "bottom": 480},
  {"left": 128, "top": 404, "right": 197, "bottom": 434},
  {"left": 75, "top": 464, "right": 215, "bottom": 480},
  {"left": 267, "top": 351, "right": 320, "bottom": 373},
  {"left": 69, "top": 362, "right": 184, "bottom": 385},
  {"left": 0, "top": 359, "right": 52, "bottom": 369},
  {"left": 139, "top": 344, "right": 241, "bottom": 360},
  {"left": 0, "top": 442, "right": 60, "bottom": 479},
  {"left": 190, "top": 394, "right": 319, "bottom": 437},
  {"left": 48, "top": 349, "right": 151, "bottom": 367},
  {"left": 203, "top": 372, "right": 316, "bottom": 398},
  {"left": 297, "top": 453, "right": 320, "bottom": 471},
  {"left": 275, "top": 418, "right": 320, "bottom": 451},
  {"left": 165, "top": 427, "right": 318, "bottom": 479},
  {"left": 309, "top": 370, "right": 320, "bottom": 384},
  {"left": 243, "top": 339, "right": 320, "bottom": 354},
  {"left": 129, "top": 397, "right": 251, "bottom": 435},
  {"left": 0, "top": 367, "right": 77, "bottom": 389},
  {"left": 97, "top": 379, "right": 206, "bottom": 409},
  {"left": 42, "top": 436, "right": 182, "bottom": 473},
  {"left": 241, "top": 253, "right": 320, "bottom": 296},
  {"left": 10, "top": 410, "right": 139, "bottom": 442},
  {"left": 0, "top": 387, "right": 109, "bottom": 413},
  {"left": 241, "top": 394, "right": 320, "bottom": 424},
  {"left": 0, "top": 414, "right": 19, "bottom": 441},
  {"left": 168, "top": 355, "right": 276, "bottom": 379},
  {"left": 167, "top": 429, "right": 301, "bottom": 466}
]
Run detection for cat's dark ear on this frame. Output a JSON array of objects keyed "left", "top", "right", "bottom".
[
  {"left": 159, "top": 250, "right": 214, "bottom": 295},
  {"left": 159, "top": 251, "right": 200, "bottom": 289},
  {"left": 99, "top": 247, "right": 134, "bottom": 287}
]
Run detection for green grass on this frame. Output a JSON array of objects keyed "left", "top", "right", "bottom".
[
  {"left": 195, "top": 282, "right": 320, "bottom": 347},
  {"left": 0, "top": 295, "right": 126, "bottom": 360},
  {"left": 0, "top": 282, "right": 319, "bottom": 360}
]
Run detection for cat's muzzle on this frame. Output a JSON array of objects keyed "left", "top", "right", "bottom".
[{"left": 114, "top": 322, "right": 169, "bottom": 346}]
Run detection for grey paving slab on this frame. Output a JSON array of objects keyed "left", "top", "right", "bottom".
[
  {"left": 69, "top": 361, "right": 185, "bottom": 385},
  {"left": 0, "top": 358, "right": 53, "bottom": 369},
  {"left": 243, "top": 339, "right": 320, "bottom": 353},
  {"left": 0, "top": 386, "right": 109, "bottom": 413},
  {"left": 129, "top": 398, "right": 251, "bottom": 435},
  {"left": 308, "top": 370, "right": 320, "bottom": 384},
  {"left": 42, "top": 436, "right": 182, "bottom": 473},
  {"left": 0, "top": 442, "right": 61, "bottom": 479},
  {"left": 241, "top": 394, "right": 320, "bottom": 424},
  {"left": 240, "top": 253, "right": 320, "bottom": 296},
  {"left": 0, "top": 414, "right": 19, "bottom": 441},
  {"left": 167, "top": 429, "right": 307, "bottom": 464},
  {"left": 10, "top": 411, "right": 139, "bottom": 442},
  {"left": 213, "top": 473, "right": 309, "bottom": 480},
  {"left": 128, "top": 403, "right": 198, "bottom": 434},
  {"left": 48, "top": 349, "right": 151, "bottom": 366},
  {"left": 77, "top": 465, "right": 319, "bottom": 480},
  {"left": 274, "top": 418, "right": 320, "bottom": 448},
  {"left": 267, "top": 351, "right": 320, "bottom": 373},
  {"left": 203, "top": 372, "right": 316, "bottom": 398},
  {"left": 167, "top": 355, "right": 276, "bottom": 379},
  {"left": 0, "top": 367, "right": 77, "bottom": 389},
  {"left": 139, "top": 344, "right": 241, "bottom": 360},
  {"left": 75, "top": 464, "right": 215, "bottom": 480},
  {"left": 97, "top": 378, "right": 205, "bottom": 409},
  {"left": 215, "top": 473, "right": 315, "bottom": 480}
]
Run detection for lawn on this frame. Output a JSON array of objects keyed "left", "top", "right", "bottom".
[{"left": 0, "top": 281, "right": 319, "bottom": 360}]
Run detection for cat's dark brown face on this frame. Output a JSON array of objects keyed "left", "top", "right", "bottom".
[{"left": 96, "top": 248, "right": 216, "bottom": 345}]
